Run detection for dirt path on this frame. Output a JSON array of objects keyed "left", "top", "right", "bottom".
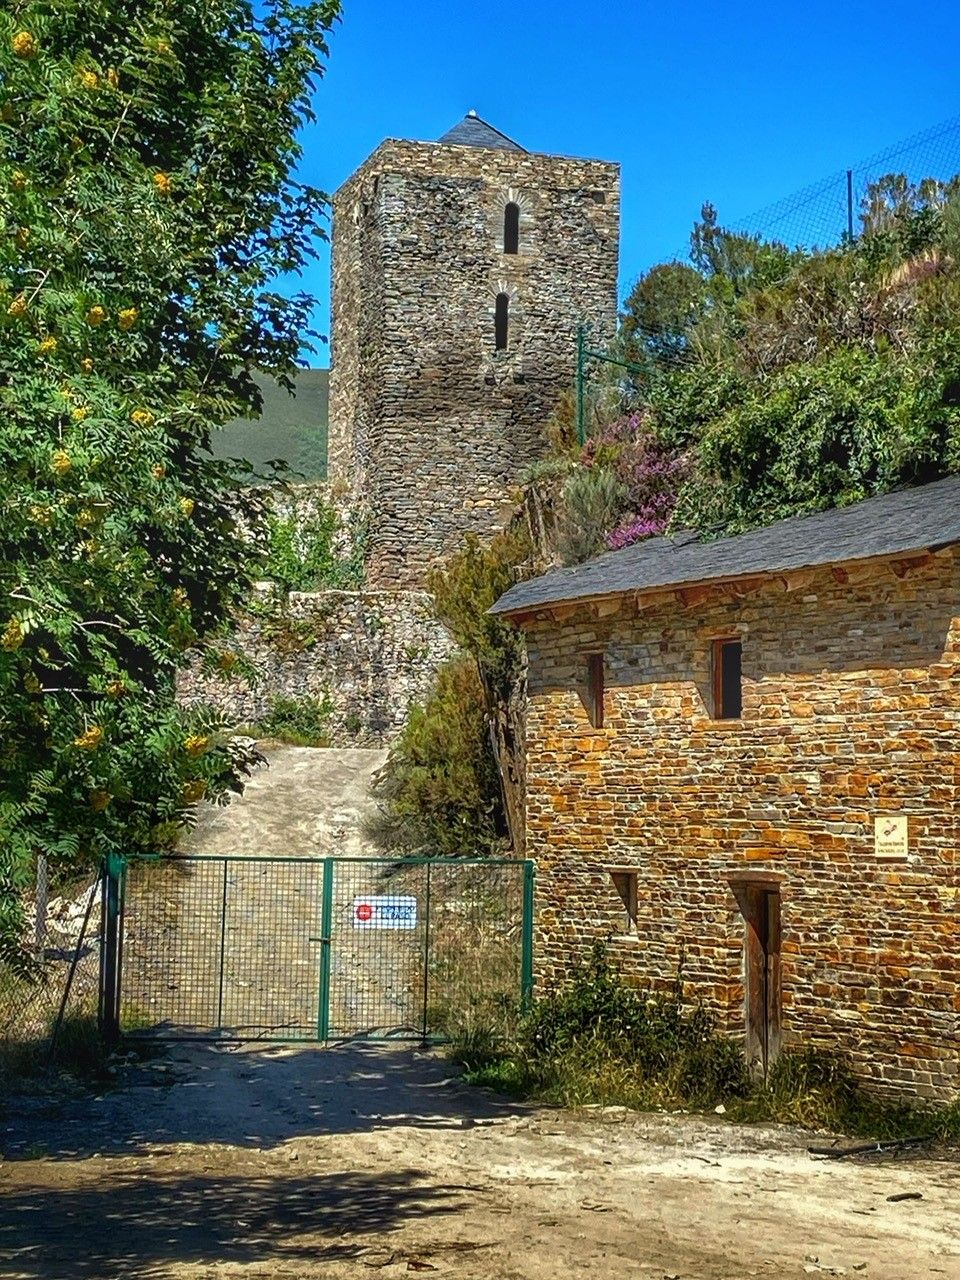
[{"left": 2, "top": 1042, "right": 958, "bottom": 1280}]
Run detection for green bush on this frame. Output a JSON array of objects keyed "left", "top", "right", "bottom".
[
  {"left": 256, "top": 694, "right": 332, "bottom": 746},
  {"left": 366, "top": 657, "right": 504, "bottom": 857},
  {"left": 454, "top": 946, "right": 960, "bottom": 1140},
  {"left": 264, "top": 502, "right": 366, "bottom": 593}
]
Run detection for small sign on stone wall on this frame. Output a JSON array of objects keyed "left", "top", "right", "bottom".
[{"left": 874, "top": 814, "right": 909, "bottom": 859}]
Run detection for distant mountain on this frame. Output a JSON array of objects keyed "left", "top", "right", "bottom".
[{"left": 210, "top": 369, "right": 329, "bottom": 482}]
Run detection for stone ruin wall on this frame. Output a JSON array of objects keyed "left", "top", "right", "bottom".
[
  {"left": 328, "top": 139, "right": 621, "bottom": 588},
  {"left": 177, "top": 585, "right": 456, "bottom": 749},
  {"left": 523, "top": 552, "right": 960, "bottom": 1102}
]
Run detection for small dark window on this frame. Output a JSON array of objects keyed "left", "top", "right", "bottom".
[
  {"left": 610, "top": 870, "right": 638, "bottom": 934},
  {"left": 587, "top": 652, "right": 605, "bottom": 728},
  {"left": 712, "top": 638, "right": 742, "bottom": 720},
  {"left": 494, "top": 292, "right": 509, "bottom": 351},
  {"left": 503, "top": 202, "right": 520, "bottom": 254}
]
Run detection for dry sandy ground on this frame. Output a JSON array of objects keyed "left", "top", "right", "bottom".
[{"left": 2, "top": 1041, "right": 958, "bottom": 1280}]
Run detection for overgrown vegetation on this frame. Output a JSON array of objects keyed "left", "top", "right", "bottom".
[
  {"left": 366, "top": 530, "right": 529, "bottom": 858},
  {"left": 616, "top": 177, "right": 960, "bottom": 542},
  {"left": 454, "top": 948, "right": 960, "bottom": 1142},
  {"left": 255, "top": 693, "right": 332, "bottom": 747},
  {"left": 0, "top": 1, "right": 341, "bottom": 965},
  {"left": 264, "top": 498, "right": 366, "bottom": 593},
  {"left": 367, "top": 657, "right": 504, "bottom": 857}
]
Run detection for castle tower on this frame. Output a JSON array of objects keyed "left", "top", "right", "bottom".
[{"left": 328, "top": 112, "right": 620, "bottom": 587}]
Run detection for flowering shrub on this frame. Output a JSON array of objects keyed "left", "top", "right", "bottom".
[
  {"left": 0, "top": 0, "right": 340, "bottom": 966},
  {"left": 558, "top": 414, "right": 687, "bottom": 560}
]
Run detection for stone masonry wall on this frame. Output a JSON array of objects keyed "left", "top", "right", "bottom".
[
  {"left": 328, "top": 138, "right": 620, "bottom": 588},
  {"left": 178, "top": 589, "right": 455, "bottom": 748},
  {"left": 522, "top": 552, "right": 960, "bottom": 1101}
]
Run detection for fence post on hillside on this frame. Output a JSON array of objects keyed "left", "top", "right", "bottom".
[
  {"left": 846, "top": 169, "right": 854, "bottom": 242},
  {"left": 576, "top": 322, "right": 587, "bottom": 446},
  {"left": 98, "top": 852, "right": 124, "bottom": 1047},
  {"left": 520, "top": 860, "right": 535, "bottom": 1010},
  {"left": 34, "top": 852, "right": 48, "bottom": 960}
]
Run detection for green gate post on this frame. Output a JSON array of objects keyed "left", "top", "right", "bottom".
[
  {"left": 98, "top": 852, "right": 125, "bottom": 1046},
  {"left": 520, "top": 860, "right": 535, "bottom": 1010},
  {"left": 316, "top": 857, "right": 334, "bottom": 1041},
  {"left": 420, "top": 861, "right": 433, "bottom": 1041},
  {"left": 576, "top": 323, "right": 587, "bottom": 447}
]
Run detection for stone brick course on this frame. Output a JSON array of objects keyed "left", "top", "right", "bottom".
[
  {"left": 328, "top": 137, "right": 620, "bottom": 587},
  {"left": 521, "top": 551, "right": 960, "bottom": 1100}
]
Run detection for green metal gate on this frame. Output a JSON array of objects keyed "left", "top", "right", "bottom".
[{"left": 119, "top": 854, "right": 533, "bottom": 1041}]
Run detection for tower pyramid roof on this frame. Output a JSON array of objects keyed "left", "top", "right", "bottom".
[{"left": 437, "top": 110, "right": 526, "bottom": 152}]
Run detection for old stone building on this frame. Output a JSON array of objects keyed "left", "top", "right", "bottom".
[
  {"left": 493, "top": 479, "right": 960, "bottom": 1101},
  {"left": 328, "top": 112, "right": 620, "bottom": 587}
]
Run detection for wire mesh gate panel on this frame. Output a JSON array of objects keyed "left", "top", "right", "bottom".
[{"left": 120, "top": 855, "right": 533, "bottom": 1041}]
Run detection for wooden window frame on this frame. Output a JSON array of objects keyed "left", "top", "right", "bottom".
[
  {"left": 711, "top": 636, "right": 743, "bottom": 720},
  {"left": 609, "top": 869, "right": 638, "bottom": 936},
  {"left": 586, "top": 651, "right": 605, "bottom": 729}
]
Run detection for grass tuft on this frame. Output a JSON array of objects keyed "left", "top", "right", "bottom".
[{"left": 452, "top": 945, "right": 960, "bottom": 1143}]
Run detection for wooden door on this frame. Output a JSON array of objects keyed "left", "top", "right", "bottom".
[{"left": 741, "top": 885, "right": 781, "bottom": 1077}]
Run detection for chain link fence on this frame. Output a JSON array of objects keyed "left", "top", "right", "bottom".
[{"left": 0, "top": 870, "right": 103, "bottom": 1092}]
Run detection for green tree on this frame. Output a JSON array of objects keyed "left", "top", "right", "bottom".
[{"left": 0, "top": 0, "right": 340, "bottom": 964}]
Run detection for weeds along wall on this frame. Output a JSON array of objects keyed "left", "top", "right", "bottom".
[
  {"left": 178, "top": 588, "right": 455, "bottom": 748},
  {"left": 521, "top": 551, "right": 960, "bottom": 1103}
]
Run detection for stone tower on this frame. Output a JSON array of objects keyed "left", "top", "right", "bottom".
[{"left": 328, "top": 112, "right": 620, "bottom": 587}]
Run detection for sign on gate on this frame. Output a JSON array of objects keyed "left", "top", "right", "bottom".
[{"left": 352, "top": 895, "right": 418, "bottom": 930}]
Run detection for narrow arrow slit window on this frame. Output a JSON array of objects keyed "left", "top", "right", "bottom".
[
  {"left": 495, "top": 292, "right": 509, "bottom": 351},
  {"left": 504, "top": 202, "right": 520, "bottom": 254}
]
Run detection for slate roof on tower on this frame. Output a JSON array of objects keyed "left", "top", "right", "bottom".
[{"left": 437, "top": 111, "right": 527, "bottom": 152}]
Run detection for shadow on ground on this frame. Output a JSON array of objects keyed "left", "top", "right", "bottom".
[
  {"left": 0, "top": 1166, "right": 464, "bottom": 1279},
  {"left": 2, "top": 1040, "right": 527, "bottom": 1160}
]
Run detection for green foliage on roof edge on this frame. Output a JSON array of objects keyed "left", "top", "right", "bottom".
[{"left": 555, "top": 175, "right": 960, "bottom": 565}]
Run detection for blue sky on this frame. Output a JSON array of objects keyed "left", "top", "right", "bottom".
[{"left": 293, "top": 0, "right": 960, "bottom": 366}]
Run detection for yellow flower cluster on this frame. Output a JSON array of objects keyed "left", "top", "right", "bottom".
[
  {"left": 28, "top": 504, "right": 51, "bottom": 525},
  {"left": 151, "top": 462, "right": 166, "bottom": 479},
  {"left": 89, "top": 789, "right": 111, "bottom": 811},
  {"left": 171, "top": 587, "right": 190, "bottom": 608},
  {"left": 11, "top": 170, "right": 26, "bottom": 192},
  {"left": 12, "top": 31, "right": 37, "bottom": 59},
  {"left": 37, "top": 335, "right": 57, "bottom": 356},
  {"left": 51, "top": 449, "right": 72, "bottom": 477},
  {"left": 79, "top": 70, "right": 99, "bottom": 90},
  {"left": 23, "top": 672, "right": 41, "bottom": 695},
  {"left": 131, "top": 408, "right": 153, "bottom": 428},
  {"left": 118, "top": 307, "right": 138, "bottom": 330},
  {"left": 153, "top": 171, "right": 172, "bottom": 196},
  {"left": 80, "top": 357, "right": 94, "bottom": 373},
  {"left": 179, "top": 497, "right": 195, "bottom": 518},
  {"left": 183, "top": 734, "right": 209, "bottom": 757},
  {"left": 73, "top": 724, "right": 103, "bottom": 751},
  {"left": 106, "top": 679, "right": 126, "bottom": 697},
  {"left": 71, "top": 405, "right": 89, "bottom": 422},
  {"left": 1, "top": 618, "right": 23, "bottom": 652},
  {"left": 86, "top": 305, "right": 107, "bottom": 327},
  {"left": 181, "top": 779, "right": 207, "bottom": 804},
  {"left": 7, "top": 294, "right": 27, "bottom": 318}
]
